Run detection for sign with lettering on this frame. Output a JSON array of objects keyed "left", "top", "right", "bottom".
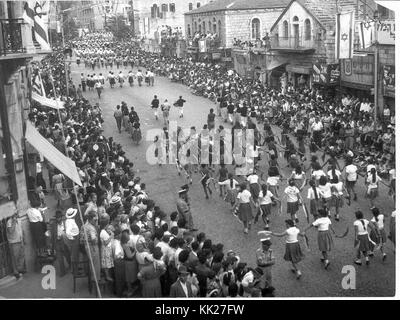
[
  {"left": 382, "top": 64, "right": 395, "bottom": 97},
  {"left": 376, "top": 20, "right": 395, "bottom": 45},
  {"left": 340, "top": 55, "right": 374, "bottom": 86}
]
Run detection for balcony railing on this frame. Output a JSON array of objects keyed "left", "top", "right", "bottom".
[
  {"left": 269, "top": 35, "right": 322, "bottom": 50},
  {"left": 0, "top": 18, "right": 26, "bottom": 56}
]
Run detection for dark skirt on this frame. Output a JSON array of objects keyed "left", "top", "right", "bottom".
[
  {"left": 125, "top": 258, "right": 138, "bottom": 283},
  {"left": 260, "top": 204, "right": 272, "bottom": 217},
  {"left": 331, "top": 195, "right": 343, "bottom": 208},
  {"left": 238, "top": 203, "right": 253, "bottom": 223},
  {"left": 309, "top": 199, "right": 322, "bottom": 217},
  {"left": 357, "top": 234, "right": 371, "bottom": 252},
  {"left": 370, "top": 228, "right": 387, "bottom": 245},
  {"left": 284, "top": 242, "right": 304, "bottom": 264},
  {"left": 287, "top": 201, "right": 299, "bottom": 215},
  {"left": 322, "top": 197, "right": 334, "bottom": 208},
  {"left": 367, "top": 188, "right": 378, "bottom": 199},
  {"left": 249, "top": 183, "right": 260, "bottom": 199},
  {"left": 132, "top": 129, "right": 142, "bottom": 143},
  {"left": 317, "top": 230, "right": 333, "bottom": 252}
]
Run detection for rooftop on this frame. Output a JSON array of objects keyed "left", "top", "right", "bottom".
[{"left": 185, "top": 0, "right": 291, "bottom": 15}]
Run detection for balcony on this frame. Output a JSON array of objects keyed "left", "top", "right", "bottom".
[
  {"left": 0, "top": 19, "right": 27, "bottom": 57},
  {"left": 268, "top": 36, "right": 323, "bottom": 53}
]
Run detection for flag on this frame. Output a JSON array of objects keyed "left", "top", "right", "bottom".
[
  {"left": 22, "top": 1, "right": 51, "bottom": 51},
  {"left": 335, "top": 12, "right": 354, "bottom": 59},
  {"left": 32, "top": 68, "right": 46, "bottom": 97},
  {"left": 358, "top": 21, "right": 375, "bottom": 49}
]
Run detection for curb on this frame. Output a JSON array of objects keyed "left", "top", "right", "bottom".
[{"left": 0, "top": 275, "right": 23, "bottom": 290}]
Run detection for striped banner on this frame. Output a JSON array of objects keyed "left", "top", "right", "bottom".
[
  {"left": 23, "top": 1, "right": 51, "bottom": 51},
  {"left": 31, "top": 69, "right": 46, "bottom": 97}
]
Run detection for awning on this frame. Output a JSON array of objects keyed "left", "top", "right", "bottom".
[
  {"left": 286, "top": 64, "right": 312, "bottom": 74},
  {"left": 25, "top": 121, "right": 82, "bottom": 186},
  {"left": 267, "top": 60, "right": 288, "bottom": 71},
  {"left": 32, "top": 92, "right": 65, "bottom": 110}
]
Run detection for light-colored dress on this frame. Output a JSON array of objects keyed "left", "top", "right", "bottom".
[
  {"left": 100, "top": 229, "right": 114, "bottom": 268},
  {"left": 52, "top": 174, "right": 70, "bottom": 201}
]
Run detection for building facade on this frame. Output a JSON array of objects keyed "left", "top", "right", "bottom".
[
  {"left": 136, "top": 0, "right": 211, "bottom": 39},
  {"left": 0, "top": 0, "right": 47, "bottom": 278}
]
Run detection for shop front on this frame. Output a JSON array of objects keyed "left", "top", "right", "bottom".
[
  {"left": 382, "top": 64, "right": 395, "bottom": 111},
  {"left": 285, "top": 64, "right": 312, "bottom": 89},
  {"left": 339, "top": 54, "right": 374, "bottom": 101}
]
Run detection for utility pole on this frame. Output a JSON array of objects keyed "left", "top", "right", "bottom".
[
  {"left": 373, "top": 10, "right": 380, "bottom": 129},
  {"left": 130, "top": 0, "right": 135, "bottom": 35}
]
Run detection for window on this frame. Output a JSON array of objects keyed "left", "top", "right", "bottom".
[
  {"left": 151, "top": 4, "right": 157, "bottom": 18},
  {"left": 208, "top": 21, "right": 212, "bottom": 32},
  {"left": 251, "top": 18, "right": 260, "bottom": 40},
  {"left": 283, "top": 20, "right": 288, "bottom": 39},
  {"left": 197, "top": 2, "right": 201, "bottom": 8},
  {"left": 189, "top": 3, "right": 193, "bottom": 11},
  {"left": 202, "top": 21, "right": 206, "bottom": 33},
  {"left": 161, "top": 4, "right": 168, "bottom": 12},
  {"left": 304, "top": 18, "right": 311, "bottom": 40},
  {"left": 187, "top": 24, "right": 191, "bottom": 37},
  {"left": 194, "top": 21, "right": 197, "bottom": 32},
  {"left": 293, "top": 16, "right": 299, "bottom": 22},
  {"left": 198, "top": 22, "right": 201, "bottom": 33},
  {"left": 169, "top": 3, "right": 175, "bottom": 13},
  {"left": 213, "top": 18, "right": 217, "bottom": 34},
  {"left": 218, "top": 20, "right": 222, "bottom": 36}
]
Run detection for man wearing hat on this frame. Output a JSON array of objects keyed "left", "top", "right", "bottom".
[
  {"left": 176, "top": 188, "right": 195, "bottom": 231},
  {"left": 50, "top": 210, "right": 70, "bottom": 277},
  {"left": 256, "top": 237, "right": 275, "bottom": 290},
  {"left": 170, "top": 265, "right": 195, "bottom": 297},
  {"left": 65, "top": 208, "right": 80, "bottom": 267}
]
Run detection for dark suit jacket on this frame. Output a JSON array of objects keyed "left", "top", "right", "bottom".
[
  {"left": 170, "top": 280, "right": 194, "bottom": 298},
  {"left": 187, "top": 252, "right": 199, "bottom": 272}
]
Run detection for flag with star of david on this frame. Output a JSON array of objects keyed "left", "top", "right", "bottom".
[{"left": 335, "top": 12, "right": 354, "bottom": 60}]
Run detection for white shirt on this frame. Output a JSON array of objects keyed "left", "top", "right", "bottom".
[
  {"left": 237, "top": 190, "right": 252, "bottom": 203},
  {"left": 331, "top": 181, "right": 344, "bottom": 196},
  {"left": 312, "top": 217, "right": 331, "bottom": 231},
  {"left": 259, "top": 190, "right": 274, "bottom": 205},
  {"left": 318, "top": 183, "right": 332, "bottom": 198},
  {"left": 284, "top": 186, "right": 300, "bottom": 202},
  {"left": 307, "top": 187, "right": 322, "bottom": 200},
  {"left": 312, "top": 169, "right": 326, "bottom": 180},
  {"left": 65, "top": 218, "right": 79, "bottom": 240},
  {"left": 366, "top": 173, "right": 381, "bottom": 189},
  {"left": 266, "top": 176, "right": 279, "bottom": 186},
  {"left": 366, "top": 164, "right": 376, "bottom": 173},
  {"left": 36, "top": 162, "right": 42, "bottom": 173},
  {"left": 247, "top": 174, "right": 259, "bottom": 184},
  {"left": 354, "top": 219, "right": 369, "bottom": 235},
  {"left": 327, "top": 170, "right": 342, "bottom": 181},
  {"left": 179, "top": 280, "right": 189, "bottom": 297},
  {"left": 27, "top": 208, "right": 43, "bottom": 223},
  {"left": 241, "top": 271, "right": 254, "bottom": 287},
  {"left": 285, "top": 227, "right": 300, "bottom": 243},
  {"left": 389, "top": 169, "right": 395, "bottom": 180},
  {"left": 311, "top": 121, "right": 323, "bottom": 131},
  {"left": 371, "top": 214, "right": 385, "bottom": 230},
  {"left": 345, "top": 164, "right": 358, "bottom": 181}
]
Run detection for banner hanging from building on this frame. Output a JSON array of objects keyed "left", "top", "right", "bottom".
[
  {"left": 22, "top": 1, "right": 51, "bottom": 51},
  {"left": 382, "top": 64, "right": 395, "bottom": 97},
  {"left": 335, "top": 12, "right": 354, "bottom": 59},
  {"left": 358, "top": 21, "right": 375, "bottom": 49}
]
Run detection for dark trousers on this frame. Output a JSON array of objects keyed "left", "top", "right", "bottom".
[
  {"left": 36, "top": 172, "right": 47, "bottom": 192},
  {"left": 55, "top": 239, "right": 71, "bottom": 276},
  {"left": 115, "top": 117, "right": 122, "bottom": 133},
  {"left": 81, "top": 81, "right": 86, "bottom": 92}
]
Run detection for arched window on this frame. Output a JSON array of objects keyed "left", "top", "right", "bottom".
[
  {"left": 202, "top": 21, "right": 206, "bottom": 33},
  {"left": 151, "top": 4, "right": 157, "bottom": 18},
  {"left": 169, "top": 3, "right": 175, "bottom": 13},
  {"left": 293, "top": 16, "right": 299, "bottom": 22},
  {"left": 213, "top": 18, "right": 217, "bottom": 33},
  {"left": 194, "top": 21, "right": 197, "bottom": 32},
  {"left": 251, "top": 18, "right": 260, "bottom": 40},
  {"left": 218, "top": 20, "right": 222, "bottom": 36},
  {"left": 208, "top": 21, "right": 212, "bottom": 32},
  {"left": 189, "top": 3, "right": 193, "bottom": 11},
  {"left": 187, "top": 24, "right": 191, "bottom": 37},
  {"left": 197, "top": 2, "right": 201, "bottom": 8},
  {"left": 198, "top": 21, "right": 201, "bottom": 33},
  {"left": 283, "top": 20, "right": 288, "bottom": 39},
  {"left": 304, "top": 18, "right": 311, "bottom": 40}
]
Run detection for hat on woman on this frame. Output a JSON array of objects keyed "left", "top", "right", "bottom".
[
  {"left": 110, "top": 195, "right": 121, "bottom": 205},
  {"left": 66, "top": 208, "right": 77, "bottom": 219}
]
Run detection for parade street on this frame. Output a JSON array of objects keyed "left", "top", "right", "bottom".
[{"left": 70, "top": 63, "right": 395, "bottom": 297}]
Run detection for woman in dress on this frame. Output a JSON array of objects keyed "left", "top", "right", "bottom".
[
  {"left": 52, "top": 169, "right": 70, "bottom": 209},
  {"left": 318, "top": 176, "right": 333, "bottom": 217},
  {"left": 289, "top": 165, "right": 306, "bottom": 191},
  {"left": 131, "top": 121, "right": 142, "bottom": 145},
  {"left": 330, "top": 175, "right": 348, "bottom": 221},
  {"left": 235, "top": 182, "right": 256, "bottom": 234},
  {"left": 268, "top": 219, "right": 305, "bottom": 279},
  {"left": 266, "top": 154, "right": 282, "bottom": 198},
  {"left": 256, "top": 184, "right": 280, "bottom": 230},
  {"left": 369, "top": 207, "right": 387, "bottom": 261},
  {"left": 218, "top": 173, "right": 239, "bottom": 208},
  {"left": 137, "top": 247, "right": 166, "bottom": 297},
  {"left": 365, "top": 167, "right": 381, "bottom": 208},
  {"left": 303, "top": 208, "right": 335, "bottom": 269},
  {"left": 307, "top": 180, "right": 322, "bottom": 221},
  {"left": 283, "top": 179, "right": 301, "bottom": 224},
  {"left": 99, "top": 215, "right": 114, "bottom": 282},
  {"left": 353, "top": 210, "right": 374, "bottom": 266}
]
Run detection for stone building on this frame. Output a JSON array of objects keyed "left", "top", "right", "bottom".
[
  {"left": 135, "top": 0, "right": 212, "bottom": 39},
  {"left": 0, "top": 0, "right": 50, "bottom": 278}
]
